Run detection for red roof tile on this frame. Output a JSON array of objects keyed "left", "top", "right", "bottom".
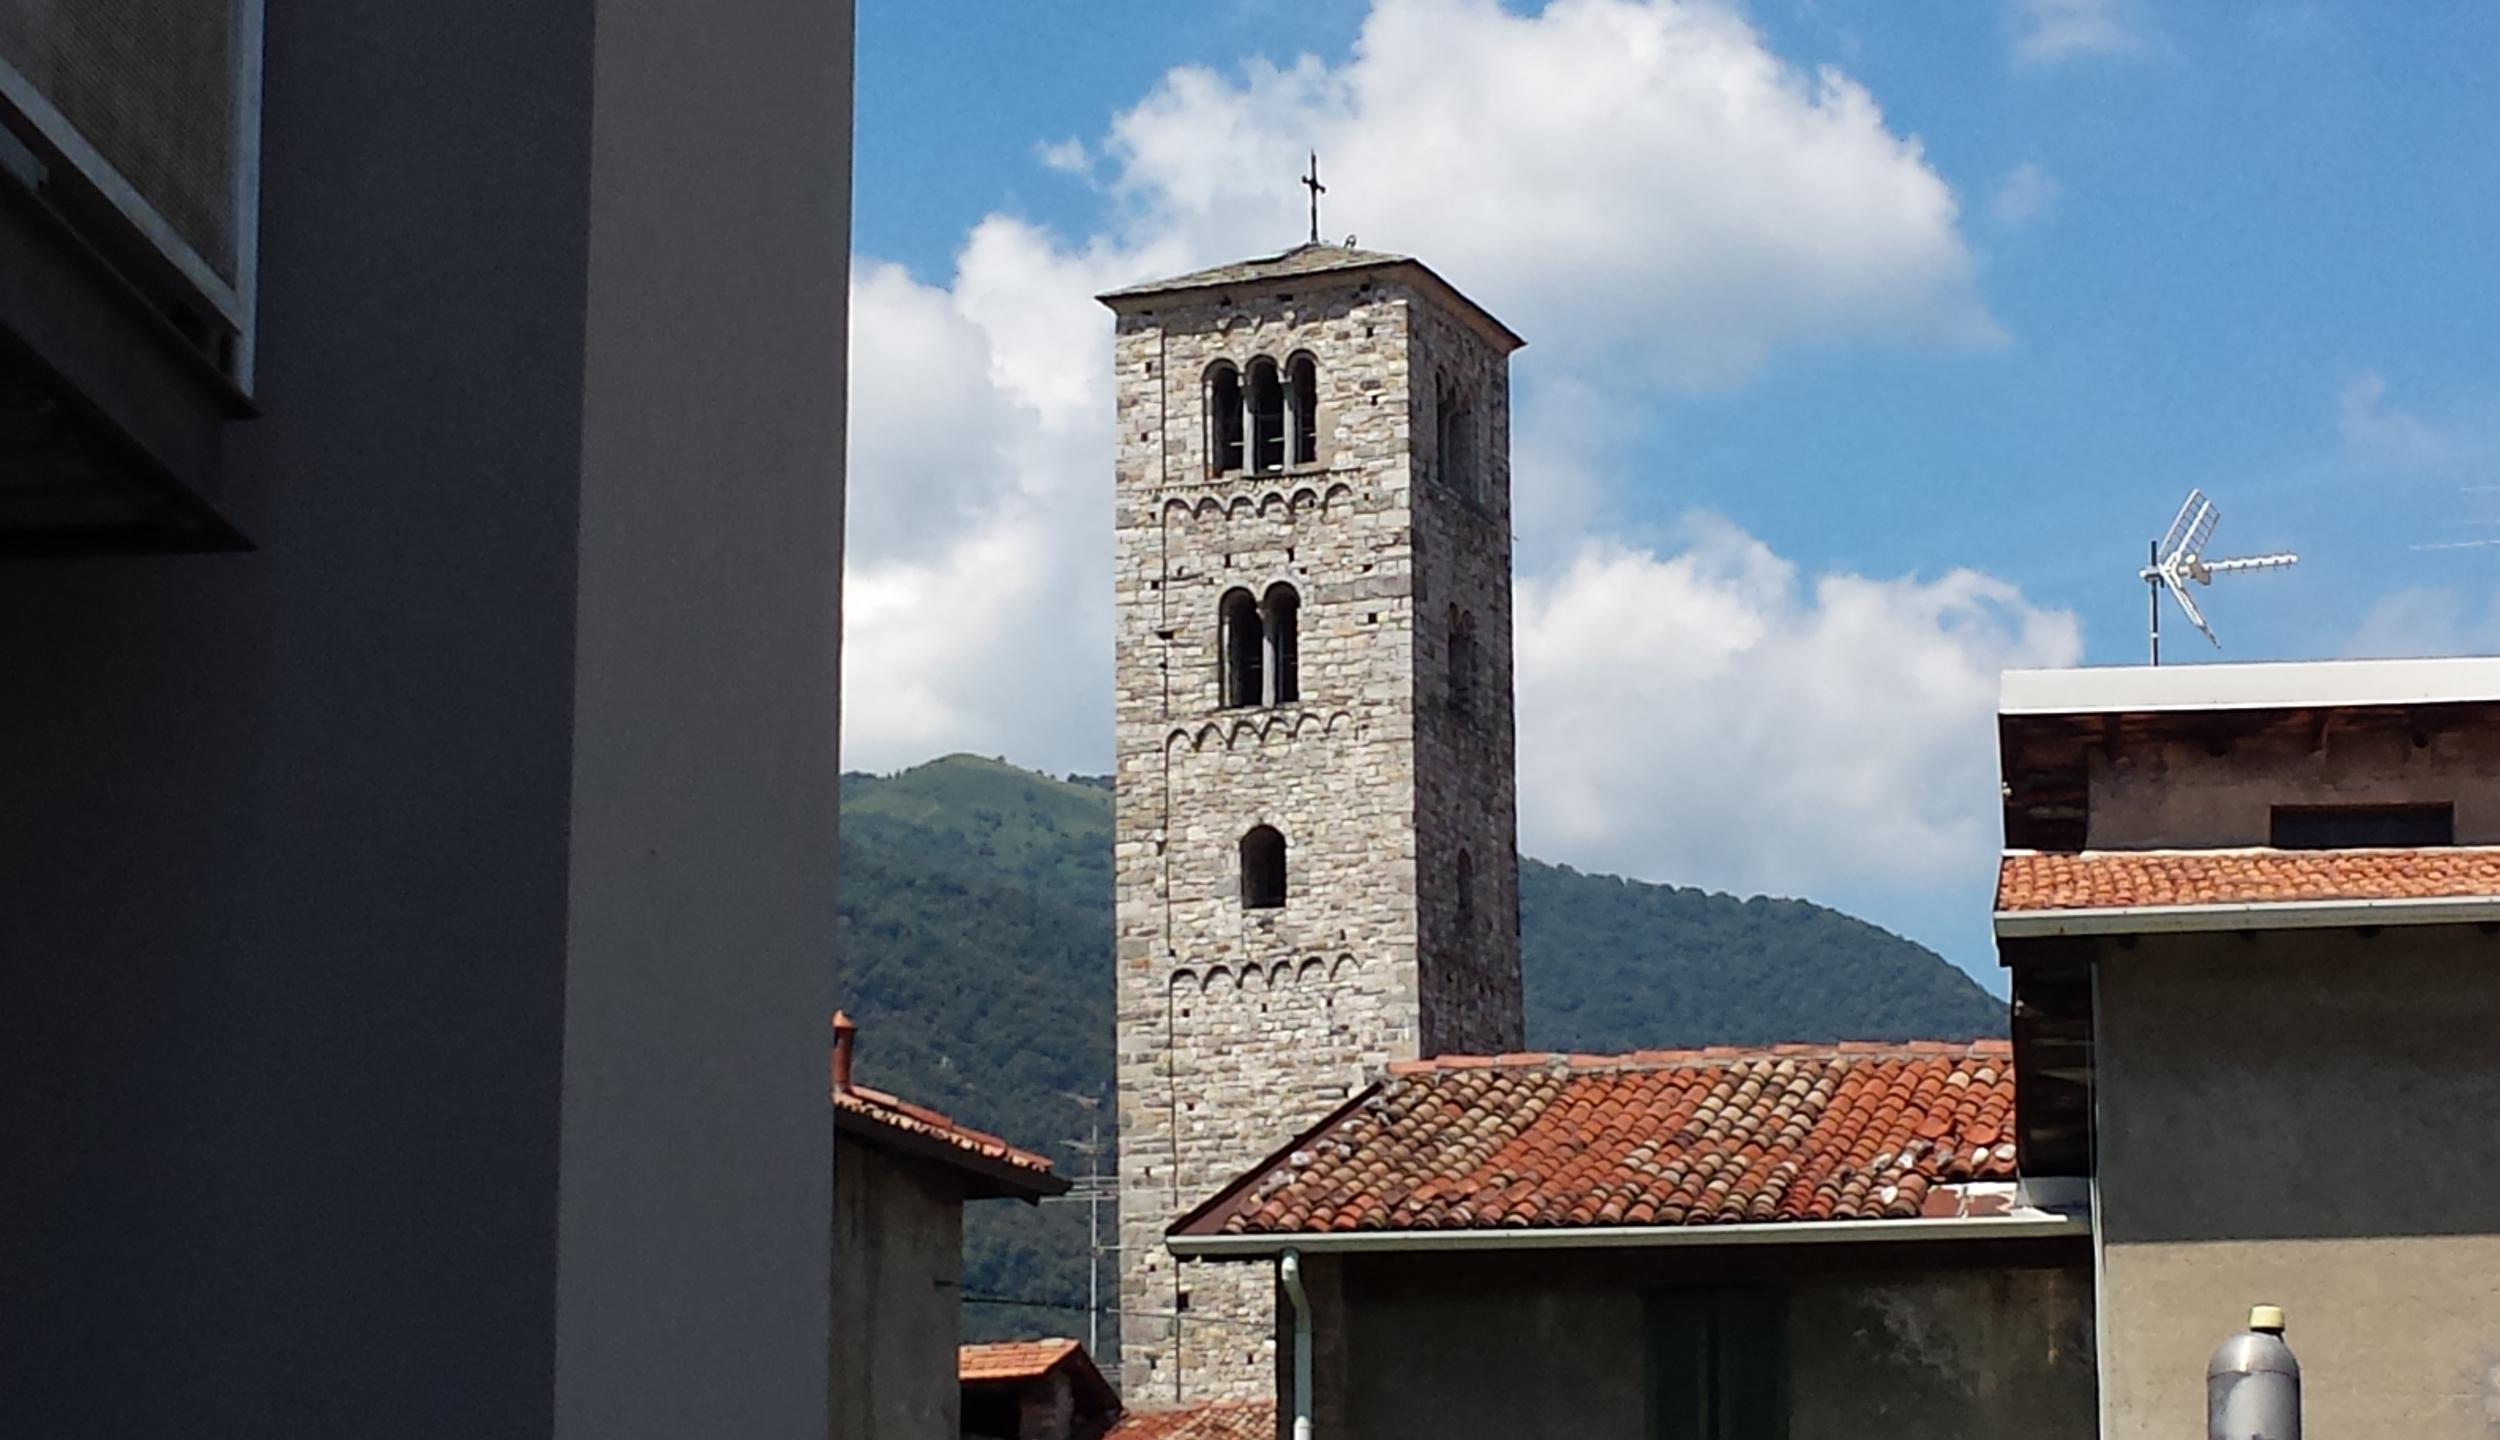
[
  {"left": 830, "top": 1011, "right": 1063, "bottom": 1196},
  {"left": 1996, "top": 847, "right": 2500, "bottom": 913},
  {"left": 1106, "top": 1400, "right": 1276, "bottom": 1440},
  {"left": 1178, "top": 1044, "right": 2016, "bottom": 1237},
  {"left": 835, "top": 1083, "right": 1059, "bottom": 1178},
  {"left": 959, "top": 1339, "right": 1118, "bottom": 1413},
  {"left": 959, "top": 1338, "right": 1085, "bottom": 1385}
]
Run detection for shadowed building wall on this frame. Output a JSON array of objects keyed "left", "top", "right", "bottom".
[{"left": 0, "top": 2, "right": 853, "bottom": 1434}]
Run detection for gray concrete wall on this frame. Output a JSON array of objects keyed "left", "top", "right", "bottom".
[
  {"left": 832, "top": 1144, "right": 966, "bottom": 1440},
  {"left": 1305, "top": 1247, "right": 2092, "bottom": 1440},
  {"left": 2096, "top": 930, "right": 2500, "bottom": 1439},
  {"left": 0, "top": 1, "right": 851, "bottom": 1434},
  {"left": 2086, "top": 726, "right": 2500, "bottom": 848}
]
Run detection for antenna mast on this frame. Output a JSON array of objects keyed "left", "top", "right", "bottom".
[{"left": 2138, "top": 488, "right": 2299, "bottom": 665}]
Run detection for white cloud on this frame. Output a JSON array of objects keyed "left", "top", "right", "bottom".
[
  {"left": 1515, "top": 519, "right": 2081, "bottom": 894},
  {"left": 2336, "top": 371, "right": 2452, "bottom": 472},
  {"left": 843, "top": 0, "right": 2043, "bottom": 912},
  {"left": 1989, "top": 161, "right": 2059, "bottom": 232},
  {"left": 1035, "top": 137, "right": 1092, "bottom": 175},
  {"left": 840, "top": 221, "right": 1130, "bottom": 774},
  {"left": 2343, "top": 585, "right": 2500, "bottom": 661},
  {"left": 1100, "top": 0, "right": 1998, "bottom": 385},
  {"left": 2010, "top": 0, "right": 2146, "bottom": 65}
]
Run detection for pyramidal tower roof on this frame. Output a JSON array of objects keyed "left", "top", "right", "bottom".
[{"left": 1098, "top": 242, "right": 1524, "bottom": 351}]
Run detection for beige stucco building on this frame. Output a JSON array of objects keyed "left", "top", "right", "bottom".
[{"left": 1998, "top": 656, "right": 2500, "bottom": 1438}]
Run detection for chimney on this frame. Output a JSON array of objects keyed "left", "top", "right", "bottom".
[{"left": 831, "top": 1010, "right": 858, "bottom": 1095}]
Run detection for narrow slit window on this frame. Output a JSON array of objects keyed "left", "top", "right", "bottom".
[
  {"left": 1206, "top": 363, "right": 1243, "bottom": 475},
  {"left": 1288, "top": 354, "right": 1319, "bottom": 465},
  {"left": 1263, "top": 582, "right": 1301, "bottom": 705},
  {"left": 1433, "top": 374, "right": 1454, "bottom": 489},
  {"left": 1242, "top": 825, "right": 1287, "bottom": 909},
  {"left": 1455, "top": 848, "right": 1475, "bottom": 937},
  {"left": 1219, "top": 588, "right": 1263, "bottom": 709},
  {"left": 1450, "top": 608, "right": 1477, "bottom": 714},
  {"left": 1248, "top": 358, "right": 1285, "bottom": 474}
]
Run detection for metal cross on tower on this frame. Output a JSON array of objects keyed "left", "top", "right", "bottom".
[{"left": 1302, "top": 152, "right": 1326, "bottom": 245}]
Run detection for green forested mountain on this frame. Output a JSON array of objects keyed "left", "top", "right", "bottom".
[{"left": 832, "top": 753, "right": 2005, "bottom": 1348}]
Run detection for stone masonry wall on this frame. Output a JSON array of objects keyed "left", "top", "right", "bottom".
[
  {"left": 1108, "top": 262, "right": 1521, "bottom": 1406},
  {"left": 1407, "top": 297, "right": 1525, "bottom": 1057}
]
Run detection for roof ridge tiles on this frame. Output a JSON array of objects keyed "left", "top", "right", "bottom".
[{"left": 1385, "top": 1041, "right": 2013, "bottom": 1075}]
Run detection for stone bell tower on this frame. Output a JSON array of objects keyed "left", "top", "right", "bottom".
[{"left": 1100, "top": 244, "right": 1526, "bottom": 1405}]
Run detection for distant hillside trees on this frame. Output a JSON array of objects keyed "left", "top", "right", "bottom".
[{"left": 833, "top": 754, "right": 2004, "bottom": 1350}]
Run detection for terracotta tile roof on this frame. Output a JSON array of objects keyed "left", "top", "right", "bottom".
[
  {"left": 1105, "top": 1400, "right": 1276, "bottom": 1440},
  {"left": 834, "top": 1082, "right": 1060, "bottom": 1183},
  {"left": 1178, "top": 1044, "right": 2016, "bottom": 1237},
  {"left": 830, "top": 1009, "right": 1064, "bottom": 1199},
  {"left": 959, "top": 1339, "right": 1118, "bottom": 1413},
  {"left": 959, "top": 1338, "right": 1085, "bottom": 1385},
  {"left": 1996, "top": 847, "right": 2500, "bottom": 912}
]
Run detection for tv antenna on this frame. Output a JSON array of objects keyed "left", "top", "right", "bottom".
[{"left": 2140, "top": 488, "right": 2298, "bottom": 665}]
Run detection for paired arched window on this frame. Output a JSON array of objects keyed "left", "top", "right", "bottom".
[
  {"left": 1248, "top": 359, "right": 1285, "bottom": 475},
  {"left": 1221, "top": 583, "right": 1301, "bottom": 708},
  {"left": 1242, "top": 825, "right": 1288, "bottom": 909},
  {"left": 1206, "top": 363, "right": 1244, "bottom": 476},
  {"left": 1449, "top": 607, "right": 1478, "bottom": 714},
  {"left": 1264, "top": 583, "right": 1300, "bottom": 704},
  {"left": 1288, "top": 354, "right": 1319, "bottom": 466},
  {"left": 1204, "top": 354, "right": 1320, "bottom": 475},
  {"left": 1435, "top": 373, "right": 1476, "bottom": 499},
  {"left": 1220, "top": 588, "right": 1263, "bottom": 708}
]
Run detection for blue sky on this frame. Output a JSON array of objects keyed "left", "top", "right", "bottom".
[{"left": 843, "top": 0, "right": 2500, "bottom": 983}]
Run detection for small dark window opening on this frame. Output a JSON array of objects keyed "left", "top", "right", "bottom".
[
  {"left": 1242, "top": 825, "right": 1287, "bottom": 909},
  {"left": 1220, "top": 588, "right": 1264, "bottom": 709},
  {"left": 962, "top": 1388, "right": 1020, "bottom": 1440},
  {"left": 1263, "top": 582, "right": 1300, "bottom": 704},
  {"left": 2271, "top": 803, "right": 2453, "bottom": 849},
  {"left": 1207, "top": 363, "right": 1243, "bottom": 475},
  {"left": 1247, "top": 358, "right": 1286, "bottom": 474},
  {"left": 1450, "top": 607, "right": 1478, "bottom": 714},
  {"left": 1288, "top": 354, "right": 1319, "bottom": 465},
  {"left": 1647, "top": 1290, "right": 1786, "bottom": 1440},
  {"left": 1455, "top": 848, "right": 1475, "bottom": 937}
]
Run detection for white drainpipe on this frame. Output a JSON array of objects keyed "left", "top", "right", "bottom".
[{"left": 1279, "top": 1249, "right": 1314, "bottom": 1440}]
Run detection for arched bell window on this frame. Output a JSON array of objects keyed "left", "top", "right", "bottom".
[
  {"left": 1262, "top": 582, "right": 1300, "bottom": 705},
  {"left": 1287, "top": 353, "right": 1319, "bottom": 466},
  {"left": 1219, "top": 587, "right": 1263, "bottom": 709},
  {"left": 1242, "top": 825, "right": 1288, "bottom": 910},
  {"left": 1247, "top": 358, "right": 1285, "bottom": 475},
  {"left": 1206, "top": 362, "right": 1243, "bottom": 476}
]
